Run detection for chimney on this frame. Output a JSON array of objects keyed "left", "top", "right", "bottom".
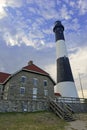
[{"left": 28, "top": 60, "right": 33, "bottom": 65}]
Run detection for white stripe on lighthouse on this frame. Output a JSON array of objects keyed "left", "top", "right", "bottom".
[
  {"left": 54, "top": 81, "right": 78, "bottom": 97},
  {"left": 56, "top": 40, "right": 68, "bottom": 59}
]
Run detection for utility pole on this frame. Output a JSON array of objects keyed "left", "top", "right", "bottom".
[{"left": 78, "top": 73, "right": 84, "bottom": 98}]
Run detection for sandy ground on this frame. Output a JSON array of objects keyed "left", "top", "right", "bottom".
[{"left": 65, "top": 114, "right": 87, "bottom": 130}]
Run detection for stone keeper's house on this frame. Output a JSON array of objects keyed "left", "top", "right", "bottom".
[{"left": 0, "top": 61, "right": 55, "bottom": 112}]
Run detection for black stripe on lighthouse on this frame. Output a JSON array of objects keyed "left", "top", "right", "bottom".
[{"left": 57, "top": 57, "right": 74, "bottom": 83}]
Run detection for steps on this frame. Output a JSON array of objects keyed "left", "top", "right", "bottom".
[{"left": 49, "top": 98, "right": 75, "bottom": 121}]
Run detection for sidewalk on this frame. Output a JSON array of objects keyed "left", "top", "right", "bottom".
[{"left": 65, "top": 114, "right": 87, "bottom": 130}]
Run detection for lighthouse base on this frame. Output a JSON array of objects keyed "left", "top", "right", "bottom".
[{"left": 54, "top": 82, "right": 78, "bottom": 97}]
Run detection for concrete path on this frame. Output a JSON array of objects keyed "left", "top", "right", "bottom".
[
  {"left": 66, "top": 120, "right": 87, "bottom": 130},
  {"left": 65, "top": 114, "right": 87, "bottom": 130}
]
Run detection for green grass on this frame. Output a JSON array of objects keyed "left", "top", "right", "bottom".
[{"left": 0, "top": 111, "right": 67, "bottom": 130}]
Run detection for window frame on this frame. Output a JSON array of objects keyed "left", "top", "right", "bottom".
[
  {"left": 33, "top": 87, "right": 37, "bottom": 99},
  {"left": 44, "top": 89, "right": 48, "bottom": 96},
  {"left": 33, "top": 78, "right": 38, "bottom": 87},
  {"left": 43, "top": 80, "right": 48, "bottom": 87},
  {"left": 21, "top": 76, "right": 27, "bottom": 83},
  {"left": 20, "top": 87, "right": 25, "bottom": 95}
]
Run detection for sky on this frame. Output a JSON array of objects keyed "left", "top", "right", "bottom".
[{"left": 0, "top": 0, "right": 87, "bottom": 98}]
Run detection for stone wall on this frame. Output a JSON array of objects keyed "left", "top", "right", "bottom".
[
  {"left": 67, "top": 103, "right": 87, "bottom": 113},
  {"left": 3, "top": 70, "right": 54, "bottom": 100},
  {"left": 0, "top": 99, "right": 49, "bottom": 112}
]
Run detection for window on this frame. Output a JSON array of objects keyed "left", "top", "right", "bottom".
[
  {"left": 43, "top": 80, "right": 48, "bottom": 87},
  {"left": 21, "top": 76, "right": 27, "bottom": 83},
  {"left": 33, "top": 78, "right": 38, "bottom": 86},
  {"left": 44, "top": 90, "right": 48, "bottom": 96},
  {"left": 0, "top": 85, "right": 2, "bottom": 92},
  {"left": 20, "top": 87, "right": 25, "bottom": 95},
  {"left": 33, "top": 88, "right": 37, "bottom": 99}
]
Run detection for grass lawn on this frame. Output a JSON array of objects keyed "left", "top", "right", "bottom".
[{"left": 0, "top": 111, "right": 67, "bottom": 130}]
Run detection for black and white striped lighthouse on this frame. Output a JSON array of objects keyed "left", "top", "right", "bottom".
[{"left": 53, "top": 21, "right": 78, "bottom": 97}]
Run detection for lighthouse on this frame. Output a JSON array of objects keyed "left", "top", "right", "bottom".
[{"left": 53, "top": 21, "right": 78, "bottom": 97}]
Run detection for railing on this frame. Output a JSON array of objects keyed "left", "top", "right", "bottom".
[
  {"left": 49, "top": 97, "right": 75, "bottom": 121},
  {"left": 54, "top": 96, "right": 86, "bottom": 103},
  {"left": 54, "top": 96, "right": 87, "bottom": 113}
]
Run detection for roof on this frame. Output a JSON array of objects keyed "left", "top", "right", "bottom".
[
  {"left": 0, "top": 61, "right": 55, "bottom": 85},
  {"left": 22, "top": 61, "right": 55, "bottom": 85},
  {"left": 23, "top": 61, "right": 49, "bottom": 76},
  {"left": 55, "top": 93, "right": 61, "bottom": 97},
  {"left": 0, "top": 72, "right": 11, "bottom": 84}
]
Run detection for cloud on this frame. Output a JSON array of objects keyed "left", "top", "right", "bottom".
[
  {"left": 64, "top": 0, "right": 87, "bottom": 15},
  {"left": 4, "top": 32, "right": 20, "bottom": 46},
  {"left": 69, "top": 1, "right": 76, "bottom": 7},
  {"left": 6, "top": 0, "right": 23, "bottom": 8},
  {"left": 35, "top": 0, "right": 55, "bottom": 9},
  {"left": 0, "top": 0, "right": 7, "bottom": 19},
  {"left": 60, "top": 4, "right": 73, "bottom": 20},
  {"left": 3, "top": 27, "right": 53, "bottom": 50},
  {"left": 63, "top": 18, "right": 80, "bottom": 32},
  {"left": 0, "top": 8, "right": 7, "bottom": 19},
  {"left": 0, "top": 0, "right": 23, "bottom": 19},
  {"left": 70, "top": 46, "right": 87, "bottom": 77},
  {"left": 27, "top": 0, "right": 58, "bottom": 20},
  {"left": 69, "top": 46, "right": 87, "bottom": 98},
  {"left": 77, "top": 0, "right": 87, "bottom": 15},
  {"left": 45, "top": 63, "right": 56, "bottom": 81},
  {"left": 1, "top": 0, "right": 86, "bottom": 50},
  {"left": 78, "top": 89, "right": 87, "bottom": 98}
]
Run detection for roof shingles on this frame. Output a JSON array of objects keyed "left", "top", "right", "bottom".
[
  {"left": 0, "top": 72, "right": 11, "bottom": 84},
  {"left": 23, "top": 63, "right": 49, "bottom": 75}
]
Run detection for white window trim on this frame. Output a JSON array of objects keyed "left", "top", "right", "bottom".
[
  {"left": 33, "top": 78, "right": 38, "bottom": 86},
  {"left": 33, "top": 88, "right": 37, "bottom": 99},
  {"left": 44, "top": 89, "right": 48, "bottom": 96}
]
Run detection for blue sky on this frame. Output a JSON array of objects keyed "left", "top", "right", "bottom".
[{"left": 0, "top": 0, "right": 87, "bottom": 98}]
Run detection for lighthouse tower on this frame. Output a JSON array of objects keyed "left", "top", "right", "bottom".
[{"left": 53, "top": 21, "right": 78, "bottom": 97}]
